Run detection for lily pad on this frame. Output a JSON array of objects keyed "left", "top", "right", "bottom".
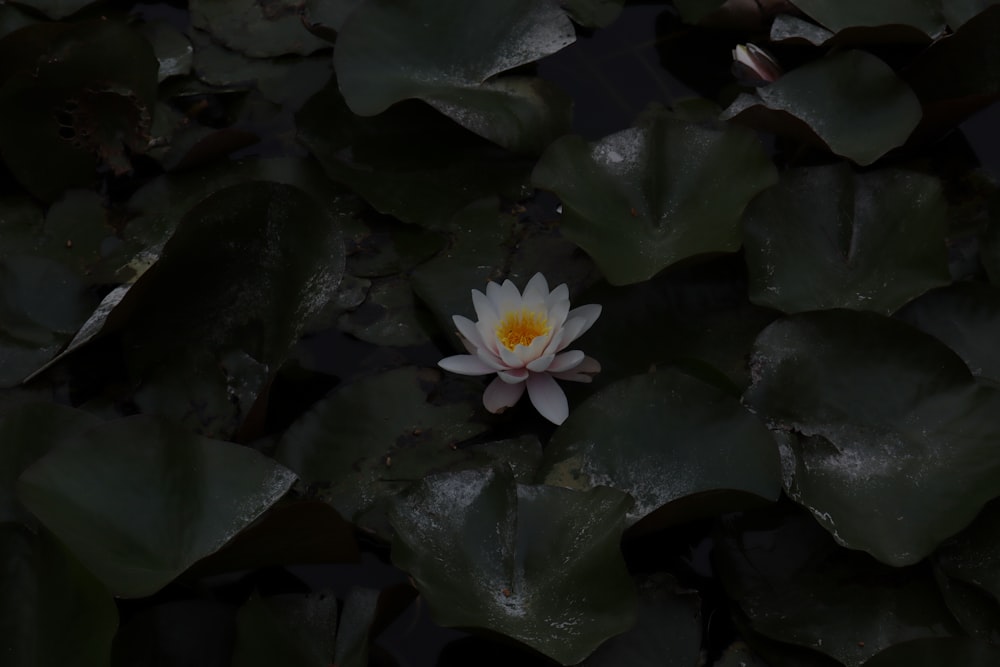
[
  {"left": 788, "top": 0, "right": 945, "bottom": 36},
  {"left": 337, "top": 276, "right": 432, "bottom": 347},
  {"left": 935, "top": 499, "right": 1000, "bottom": 602},
  {"left": 17, "top": 415, "right": 298, "bottom": 597},
  {"left": 581, "top": 574, "right": 701, "bottom": 666},
  {"left": 942, "top": 0, "right": 1000, "bottom": 29},
  {"left": 744, "top": 309, "right": 1000, "bottom": 565},
  {"left": 334, "top": 0, "right": 574, "bottom": 152},
  {"left": 721, "top": 50, "right": 922, "bottom": 166},
  {"left": 861, "top": 638, "right": 1000, "bottom": 667},
  {"left": 562, "top": 0, "right": 625, "bottom": 28},
  {"left": 190, "top": 0, "right": 331, "bottom": 57},
  {"left": 138, "top": 20, "right": 193, "bottom": 82},
  {"left": 0, "top": 402, "right": 99, "bottom": 524},
  {"left": 896, "top": 282, "right": 1000, "bottom": 384},
  {"left": 5, "top": 0, "right": 99, "bottom": 20},
  {"left": 532, "top": 107, "right": 777, "bottom": 285},
  {"left": 715, "top": 505, "right": 961, "bottom": 667},
  {"left": 119, "top": 181, "right": 345, "bottom": 437},
  {"left": 297, "top": 81, "right": 531, "bottom": 226},
  {"left": 0, "top": 524, "right": 117, "bottom": 667},
  {"left": 672, "top": 0, "right": 727, "bottom": 24},
  {"left": 539, "top": 367, "right": 781, "bottom": 530},
  {"left": 742, "top": 164, "right": 950, "bottom": 314},
  {"left": 389, "top": 466, "right": 636, "bottom": 665},
  {"left": 275, "top": 366, "right": 493, "bottom": 532}
]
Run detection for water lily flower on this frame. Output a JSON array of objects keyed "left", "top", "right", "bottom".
[
  {"left": 732, "top": 43, "right": 783, "bottom": 85},
  {"left": 438, "top": 273, "right": 601, "bottom": 425}
]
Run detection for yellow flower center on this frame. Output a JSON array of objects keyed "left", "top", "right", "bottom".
[{"left": 495, "top": 308, "right": 550, "bottom": 351}]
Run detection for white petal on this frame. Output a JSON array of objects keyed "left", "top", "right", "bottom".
[
  {"left": 498, "top": 342, "right": 526, "bottom": 369},
  {"left": 558, "top": 303, "right": 602, "bottom": 349},
  {"left": 547, "top": 350, "right": 585, "bottom": 373},
  {"left": 522, "top": 273, "right": 549, "bottom": 308},
  {"left": 496, "top": 279, "right": 523, "bottom": 313},
  {"left": 526, "top": 353, "right": 554, "bottom": 372},
  {"left": 475, "top": 348, "right": 507, "bottom": 371},
  {"left": 438, "top": 355, "right": 495, "bottom": 376},
  {"left": 472, "top": 289, "right": 499, "bottom": 329},
  {"left": 526, "top": 373, "right": 569, "bottom": 425},
  {"left": 542, "top": 327, "right": 566, "bottom": 356},
  {"left": 483, "top": 376, "right": 525, "bottom": 414},
  {"left": 498, "top": 368, "right": 529, "bottom": 383},
  {"left": 545, "top": 296, "right": 571, "bottom": 332},
  {"left": 545, "top": 283, "right": 569, "bottom": 311},
  {"left": 552, "top": 355, "right": 601, "bottom": 382},
  {"left": 513, "top": 332, "right": 551, "bottom": 365},
  {"left": 453, "top": 315, "right": 485, "bottom": 351}
]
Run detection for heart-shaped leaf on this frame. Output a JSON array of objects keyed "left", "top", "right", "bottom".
[
  {"left": 721, "top": 50, "right": 921, "bottom": 166},
  {"left": 334, "top": 0, "right": 574, "bottom": 152},
  {"left": 389, "top": 466, "right": 636, "bottom": 665},
  {"left": 744, "top": 309, "right": 1000, "bottom": 565},
  {"left": 742, "top": 163, "right": 950, "bottom": 314},
  {"left": 275, "top": 366, "right": 495, "bottom": 534},
  {"left": 788, "top": 0, "right": 945, "bottom": 36},
  {"left": 539, "top": 367, "right": 781, "bottom": 530},
  {"left": 532, "top": 108, "right": 777, "bottom": 285},
  {"left": 190, "top": 0, "right": 330, "bottom": 57},
  {"left": 861, "top": 638, "right": 1000, "bottom": 667},
  {"left": 17, "top": 415, "right": 298, "bottom": 597}
]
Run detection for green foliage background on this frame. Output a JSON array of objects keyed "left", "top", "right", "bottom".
[{"left": 2, "top": 0, "right": 1000, "bottom": 665}]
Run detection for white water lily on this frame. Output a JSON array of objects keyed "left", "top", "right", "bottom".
[{"left": 438, "top": 273, "right": 601, "bottom": 425}]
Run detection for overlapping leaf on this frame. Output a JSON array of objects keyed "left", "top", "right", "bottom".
[
  {"left": 532, "top": 107, "right": 777, "bottom": 285},
  {"left": 539, "top": 367, "right": 781, "bottom": 530},
  {"left": 17, "top": 415, "right": 298, "bottom": 597},
  {"left": 389, "top": 466, "right": 636, "bottom": 665},
  {"left": 742, "top": 164, "right": 950, "bottom": 314},
  {"left": 722, "top": 50, "right": 921, "bottom": 166},
  {"left": 744, "top": 310, "right": 1000, "bottom": 565}
]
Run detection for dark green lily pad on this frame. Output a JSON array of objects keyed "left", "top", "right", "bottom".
[
  {"left": 935, "top": 499, "right": 1000, "bottom": 602},
  {"left": 896, "top": 282, "right": 1000, "bottom": 384},
  {"left": 17, "top": 415, "right": 297, "bottom": 597},
  {"left": 581, "top": 574, "right": 701, "bottom": 666},
  {"left": 0, "top": 524, "right": 117, "bottom": 667},
  {"left": 721, "top": 50, "right": 921, "bottom": 166},
  {"left": 861, "top": 638, "right": 1000, "bottom": 667},
  {"left": 334, "top": 0, "right": 574, "bottom": 151},
  {"left": 672, "top": 0, "right": 727, "bottom": 24},
  {"left": 297, "top": 80, "right": 531, "bottom": 227},
  {"left": 905, "top": 5, "right": 1000, "bottom": 124},
  {"left": 0, "top": 402, "right": 99, "bottom": 524},
  {"left": 389, "top": 466, "right": 636, "bottom": 665},
  {"left": 119, "top": 181, "right": 345, "bottom": 437},
  {"left": 0, "top": 5, "right": 37, "bottom": 40},
  {"left": 770, "top": 14, "right": 835, "bottom": 45},
  {"left": 715, "top": 506, "right": 961, "bottom": 667},
  {"left": 6, "top": 0, "right": 98, "bottom": 20},
  {"left": 532, "top": 107, "right": 777, "bottom": 285},
  {"left": 744, "top": 309, "right": 1000, "bottom": 565},
  {"left": 942, "top": 0, "right": 1000, "bottom": 29},
  {"left": 789, "top": 0, "right": 945, "bottom": 35},
  {"left": 337, "top": 276, "right": 432, "bottom": 347},
  {"left": 562, "top": 0, "right": 625, "bottom": 27},
  {"left": 539, "top": 367, "right": 781, "bottom": 529},
  {"left": 138, "top": 20, "right": 193, "bottom": 82},
  {"left": 190, "top": 0, "right": 331, "bottom": 57},
  {"left": 742, "top": 164, "right": 950, "bottom": 314},
  {"left": 410, "top": 197, "right": 514, "bottom": 335},
  {"left": 275, "top": 366, "right": 492, "bottom": 531}
]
